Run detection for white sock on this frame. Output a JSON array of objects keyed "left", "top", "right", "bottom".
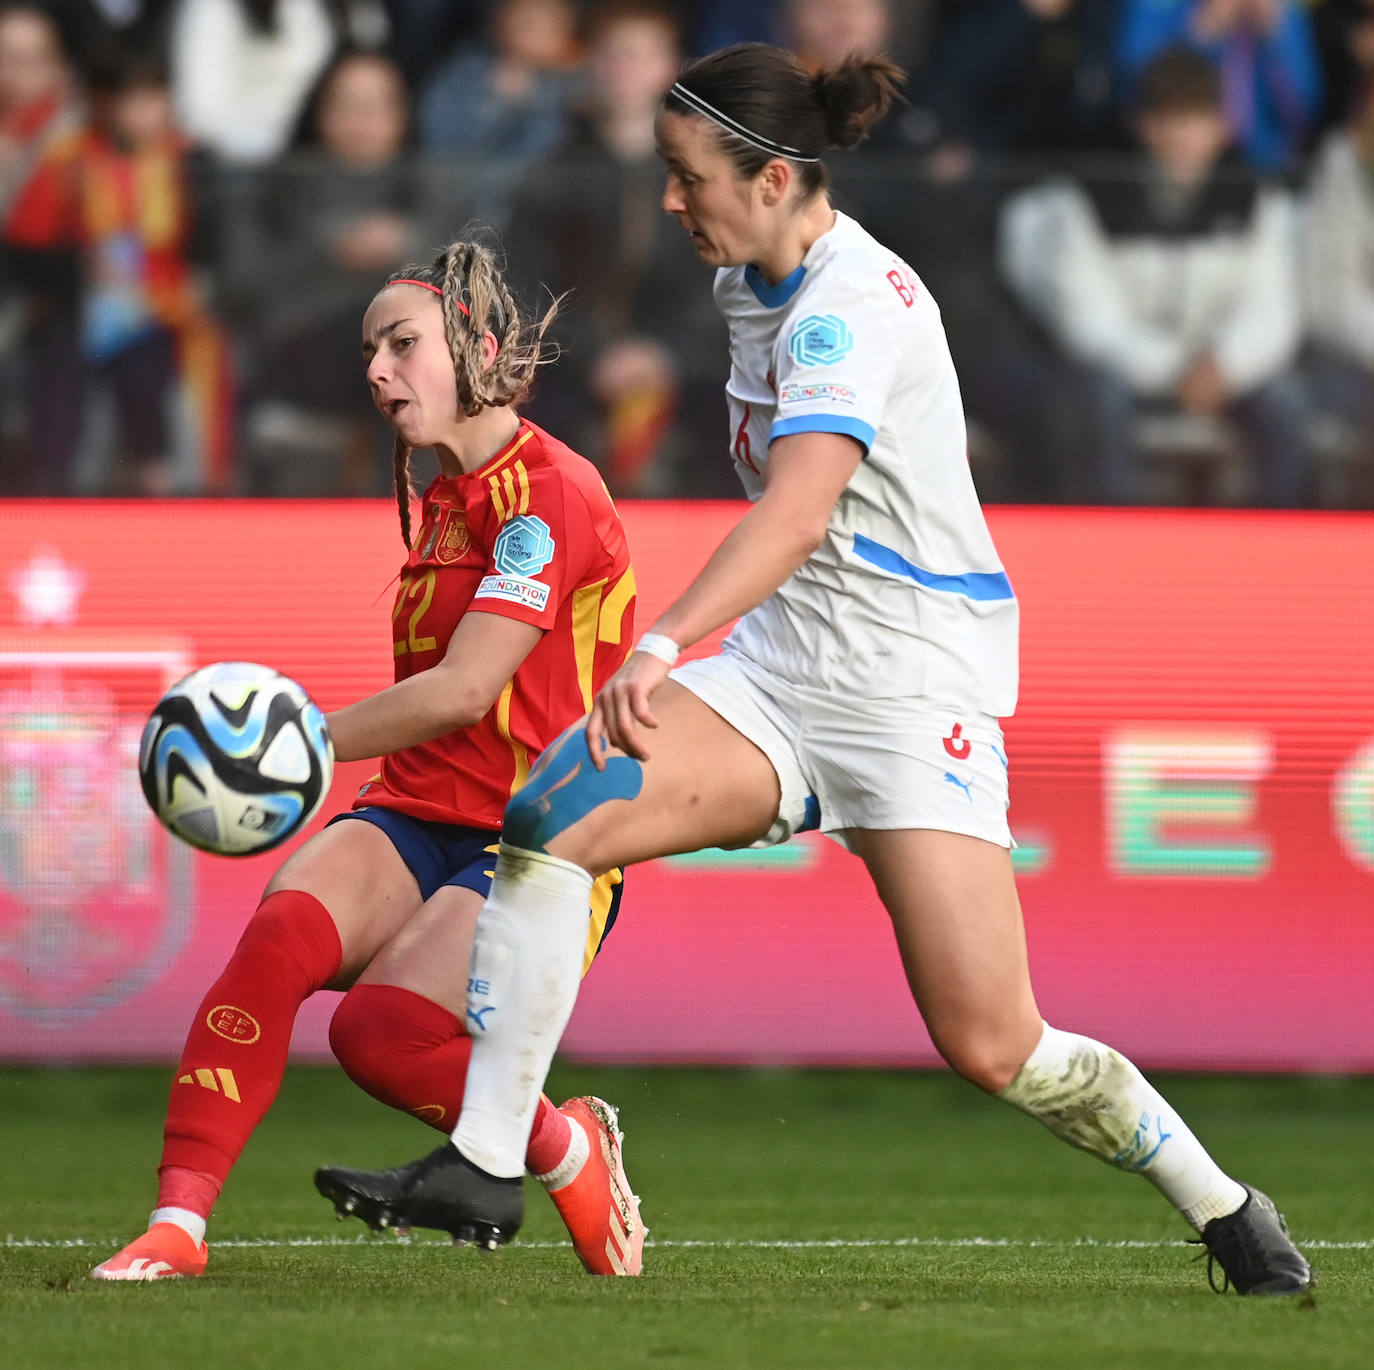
[
  {"left": 149, "top": 1206, "right": 206, "bottom": 1245},
  {"left": 451, "top": 844, "right": 592, "bottom": 1179},
  {"left": 997, "top": 1023, "right": 1249, "bottom": 1232}
]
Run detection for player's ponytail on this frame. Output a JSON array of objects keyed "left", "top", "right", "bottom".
[
  {"left": 812, "top": 55, "right": 904, "bottom": 152},
  {"left": 668, "top": 43, "right": 906, "bottom": 197},
  {"left": 415, "top": 239, "right": 559, "bottom": 418},
  {"left": 382, "top": 237, "right": 561, "bottom": 547},
  {"left": 392, "top": 437, "right": 414, "bottom": 549}
]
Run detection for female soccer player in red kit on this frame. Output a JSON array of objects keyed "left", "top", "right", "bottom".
[{"left": 92, "top": 239, "right": 645, "bottom": 1281}]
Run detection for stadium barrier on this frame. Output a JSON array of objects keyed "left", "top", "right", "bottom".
[{"left": 1, "top": 500, "right": 1371, "bottom": 1070}]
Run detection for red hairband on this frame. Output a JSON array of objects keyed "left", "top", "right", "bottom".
[{"left": 389, "top": 278, "right": 470, "bottom": 317}]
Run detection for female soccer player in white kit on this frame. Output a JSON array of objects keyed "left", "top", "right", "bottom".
[{"left": 318, "top": 43, "right": 1311, "bottom": 1295}]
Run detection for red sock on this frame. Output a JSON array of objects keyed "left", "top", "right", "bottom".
[
  {"left": 330, "top": 984, "right": 472, "bottom": 1133},
  {"left": 158, "top": 890, "right": 342, "bottom": 1216},
  {"left": 330, "top": 983, "right": 570, "bottom": 1173},
  {"left": 525, "top": 1092, "right": 573, "bottom": 1176}
]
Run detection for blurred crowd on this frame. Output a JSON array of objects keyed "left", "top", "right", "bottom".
[{"left": 2, "top": 0, "right": 1374, "bottom": 506}]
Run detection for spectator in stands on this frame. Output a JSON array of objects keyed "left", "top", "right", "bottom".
[
  {"left": 0, "top": 3, "right": 81, "bottom": 196},
  {"left": 381, "top": 0, "right": 486, "bottom": 86},
  {"left": 3, "top": 44, "right": 230, "bottom": 494},
  {"left": 506, "top": 1, "right": 729, "bottom": 496},
  {"left": 919, "top": 0, "right": 1125, "bottom": 167},
  {"left": 686, "top": 0, "right": 782, "bottom": 54},
  {"left": 783, "top": 0, "right": 942, "bottom": 150},
  {"left": 0, "top": 4, "right": 82, "bottom": 492},
  {"left": 416, "top": 0, "right": 577, "bottom": 165},
  {"left": 224, "top": 47, "right": 455, "bottom": 494},
  {"left": 1115, "top": 0, "right": 1324, "bottom": 172},
  {"left": 1311, "top": 0, "right": 1374, "bottom": 133},
  {"left": 43, "top": 1, "right": 173, "bottom": 75},
  {"left": 1303, "top": 78, "right": 1374, "bottom": 503},
  {"left": 785, "top": 0, "right": 895, "bottom": 63},
  {"left": 1000, "top": 47, "right": 1307, "bottom": 505},
  {"left": 167, "top": 0, "right": 389, "bottom": 166}
]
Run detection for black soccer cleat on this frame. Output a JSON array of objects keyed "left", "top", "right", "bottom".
[
  {"left": 1197, "top": 1185, "right": 1314, "bottom": 1296},
  {"left": 315, "top": 1144, "right": 524, "bottom": 1250},
  {"left": 315, "top": 1151, "right": 426, "bottom": 1234}
]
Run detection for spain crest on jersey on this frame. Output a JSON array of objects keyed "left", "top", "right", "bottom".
[
  {"left": 419, "top": 505, "right": 471, "bottom": 565},
  {"left": 436, "top": 508, "right": 470, "bottom": 564}
]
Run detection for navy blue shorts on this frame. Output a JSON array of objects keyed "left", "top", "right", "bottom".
[{"left": 329, "top": 806, "right": 622, "bottom": 964}]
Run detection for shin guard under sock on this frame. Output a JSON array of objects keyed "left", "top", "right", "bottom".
[
  {"left": 452, "top": 846, "right": 592, "bottom": 1178},
  {"left": 157, "top": 890, "right": 342, "bottom": 1214},
  {"left": 329, "top": 982, "right": 571, "bottom": 1171},
  {"left": 998, "top": 1023, "right": 1249, "bottom": 1230}
]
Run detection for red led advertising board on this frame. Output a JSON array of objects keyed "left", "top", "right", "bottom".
[{"left": 1, "top": 501, "right": 1371, "bottom": 1070}]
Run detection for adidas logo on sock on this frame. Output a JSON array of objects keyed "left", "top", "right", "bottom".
[{"left": 176, "top": 1067, "right": 241, "bottom": 1101}]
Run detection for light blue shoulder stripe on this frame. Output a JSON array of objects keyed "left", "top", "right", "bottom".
[
  {"left": 770, "top": 414, "right": 876, "bottom": 451},
  {"left": 853, "top": 534, "right": 1015, "bottom": 601}
]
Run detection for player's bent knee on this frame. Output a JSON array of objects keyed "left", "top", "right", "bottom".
[
  {"left": 328, "top": 990, "right": 386, "bottom": 1091},
  {"left": 935, "top": 1033, "right": 1031, "bottom": 1094},
  {"left": 502, "top": 722, "right": 643, "bottom": 854},
  {"left": 328, "top": 984, "right": 426, "bottom": 1101},
  {"left": 232, "top": 889, "right": 341, "bottom": 993}
]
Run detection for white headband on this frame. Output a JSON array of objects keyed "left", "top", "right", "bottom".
[{"left": 668, "top": 82, "right": 822, "bottom": 163}]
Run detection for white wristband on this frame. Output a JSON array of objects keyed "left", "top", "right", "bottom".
[{"left": 635, "top": 632, "right": 681, "bottom": 666}]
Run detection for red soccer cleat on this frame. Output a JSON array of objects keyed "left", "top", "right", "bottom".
[
  {"left": 90, "top": 1223, "right": 209, "bottom": 1281},
  {"left": 543, "top": 1096, "right": 645, "bottom": 1276}
]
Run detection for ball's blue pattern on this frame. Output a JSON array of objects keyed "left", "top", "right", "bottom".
[{"left": 138, "top": 662, "right": 334, "bottom": 856}]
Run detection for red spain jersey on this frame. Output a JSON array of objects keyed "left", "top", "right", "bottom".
[{"left": 356, "top": 419, "right": 636, "bottom": 828}]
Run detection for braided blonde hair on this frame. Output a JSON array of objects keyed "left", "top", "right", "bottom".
[{"left": 383, "top": 239, "right": 560, "bottom": 548}]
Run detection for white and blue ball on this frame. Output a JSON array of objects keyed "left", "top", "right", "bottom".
[{"left": 138, "top": 661, "right": 334, "bottom": 856}]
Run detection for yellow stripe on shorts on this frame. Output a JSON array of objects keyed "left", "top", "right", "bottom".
[{"left": 584, "top": 867, "right": 622, "bottom": 976}]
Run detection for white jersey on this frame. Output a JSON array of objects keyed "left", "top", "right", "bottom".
[{"left": 714, "top": 211, "right": 1019, "bottom": 715}]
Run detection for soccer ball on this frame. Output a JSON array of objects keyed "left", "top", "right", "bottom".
[{"left": 138, "top": 661, "right": 334, "bottom": 856}]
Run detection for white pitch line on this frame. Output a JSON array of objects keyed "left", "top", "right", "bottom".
[{"left": 6, "top": 1235, "right": 1372, "bottom": 1251}]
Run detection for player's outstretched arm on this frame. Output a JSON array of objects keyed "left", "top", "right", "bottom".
[
  {"left": 652, "top": 430, "right": 862, "bottom": 650},
  {"left": 326, "top": 612, "right": 542, "bottom": 761},
  {"left": 585, "top": 430, "right": 862, "bottom": 764}
]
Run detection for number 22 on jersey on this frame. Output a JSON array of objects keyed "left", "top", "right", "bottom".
[{"left": 393, "top": 570, "right": 437, "bottom": 656}]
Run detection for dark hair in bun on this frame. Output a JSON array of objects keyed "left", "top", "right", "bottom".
[{"left": 665, "top": 42, "right": 904, "bottom": 196}]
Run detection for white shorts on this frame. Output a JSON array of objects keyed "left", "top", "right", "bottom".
[{"left": 672, "top": 649, "right": 1013, "bottom": 851}]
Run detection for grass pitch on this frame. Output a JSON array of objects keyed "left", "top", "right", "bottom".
[{"left": 2, "top": 1066, "right": 1370, "bottom": 1369}]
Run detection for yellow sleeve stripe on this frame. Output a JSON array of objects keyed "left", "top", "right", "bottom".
[
  {"left": 495, "top": 680, "right": 531, "bottom": 797},
  {"left": 582, "top": 867, "right": 622, "bottom": 977},
  {"left": 489, "top": 459, "right": 533, "bottom": 523},
  {"left": 488, "top": 475, "right": 507, "bottom": 521},
  {"left": 478, "top": 426, "right": 534, "bottom": 481},
  {"left": 571, "top": 579, "right": 608, "bottom": 712},
  {"left": 598, "top": 565, "right": 636, "bottom": 646}
]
